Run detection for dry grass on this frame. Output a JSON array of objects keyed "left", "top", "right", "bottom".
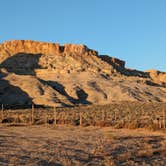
[
  {"left": 0, "top": 125, "right": 166, "bottom": 165},
  {"left": 0, "top": 102, "right": 166, "bottom": 165}
]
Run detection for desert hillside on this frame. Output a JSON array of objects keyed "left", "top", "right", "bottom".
[{"left": 0, "top": 40, "right": 165, "bottom": 107}]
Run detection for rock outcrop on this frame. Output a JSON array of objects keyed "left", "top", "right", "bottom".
[
  {"left": 0, "top": 40, "right": 165, "bottom": 107},
  {"left": 100, "top": 55, "right": 125, "bottom": 68},
  {"left": 0, "top": 40, "right": 110, "bottom": 75},
  {"left": 146, "top": 70, "right": 166, "bottom": 84}
]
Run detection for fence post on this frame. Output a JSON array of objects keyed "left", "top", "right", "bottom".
[
  {"left": 159, "top": 117, "right": 162, "bottom": 128},
  {"left": 80, "top": 112, "right": 83, "bottom": 126},
  {"left": 163, "top": 109, "right": 166, "bottom": 129},
  {"left": 31, "top": 104, "right": 34, "bottom": 125},
  {"left": 60, "top": 112, "right": 65, "bottom": 124},
  {"left": 102, "top": 110, "right": 106, "bottom": 121},
  {"left": 102, "top": 110, "right": 105, "bottom": 121},
  {"left": 45, "top": 112, "right": 48, "bottom": 125},
  {"left": 53, "top": 106, "right": 57, "bottom": 126}
]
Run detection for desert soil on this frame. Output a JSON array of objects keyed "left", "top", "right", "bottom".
[{"left": 0, "top": 125, "right": 166, "bottom": 166}]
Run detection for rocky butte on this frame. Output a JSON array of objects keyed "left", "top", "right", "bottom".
[{"left": 0, "top": 40, "right": 165, "bottom": 107}]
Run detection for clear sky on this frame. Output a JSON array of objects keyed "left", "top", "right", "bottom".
[{"left": 0, "top": 0, "right": 165, "bottom": 71}]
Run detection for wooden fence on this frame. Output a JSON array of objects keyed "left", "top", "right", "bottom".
[{"left": 0, "top": 102, "right": 166, "bottom": 129}]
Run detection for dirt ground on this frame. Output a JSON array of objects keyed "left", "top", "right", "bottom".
[{"left": 0, "top": 125, "right": 166, "bottom": 166}]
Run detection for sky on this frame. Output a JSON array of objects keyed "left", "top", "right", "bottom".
[{"left": 0, "top": 0, "right": 165, "bottom": 71}]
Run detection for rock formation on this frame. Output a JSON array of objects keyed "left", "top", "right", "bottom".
[{"left": 0, "top": 40, "right": 165, "bottom": 107}]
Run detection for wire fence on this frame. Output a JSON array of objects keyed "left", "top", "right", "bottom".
[{"left": 0, "top": 102, "right": 166, "bottom": 129}]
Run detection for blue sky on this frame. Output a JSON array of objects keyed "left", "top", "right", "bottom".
[{"left": 0, "top": 0, "right": 165, "bottom": 71}]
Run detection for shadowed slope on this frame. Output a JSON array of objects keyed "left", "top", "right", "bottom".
[
  {"left": 0, "top": 40, "right": 165, "bottom": 106},
  {"left": 0, "top": 73, "right": 32, "bottom": 106},
  {"left": 0, "top": 53, "right": 42, "bottom": 75}
]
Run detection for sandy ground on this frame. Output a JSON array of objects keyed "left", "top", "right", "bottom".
[{"left": 0, "top": 125, "right": 166, "bottom": 166}]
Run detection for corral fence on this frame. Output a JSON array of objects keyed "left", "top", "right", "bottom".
[{"left": 0, "top": 102, "right": 166, "bottom": 129}]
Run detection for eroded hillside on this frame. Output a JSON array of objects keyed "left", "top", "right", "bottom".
[{"left": 0, "top": 40, "right": 165, "bottom": 106}]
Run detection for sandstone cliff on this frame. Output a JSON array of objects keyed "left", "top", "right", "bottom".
[{"left": 0, "top": 40, "right": 165, "bottom": 107}]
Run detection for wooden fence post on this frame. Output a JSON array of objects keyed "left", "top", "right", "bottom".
[
  {"left": 80, "top": 112, "right": 83, "bottom": 126},
  {"left": 163, "top": 109, "right": 166, "bottom": 129},
  {"left": 102, "top": 110, "right": 105, "bottom": 121},
  {"left": 53, "top": 106, "right": 57, "bottom": 126},
  {"left": 45, "top": 112, "right": 48, "bottom": 125},
  {"left": 159, "top": 117, "right": 162, "bottom": 128},
  {"left": 31, "top": 104, "right": 34, "bottom": 125},
  {"left": 157, "top": 118, "right": 160, "bottom": 129}
]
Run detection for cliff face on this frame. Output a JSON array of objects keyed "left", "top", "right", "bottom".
[
  {"left": 0, "top": 40, "right": 126, "bottom": 75},
  {"left": 0, "top": 40, "right": 96, "bottom": 57},
  {"left": 0, "top": 40, "right": 165, "bottom": 107}
]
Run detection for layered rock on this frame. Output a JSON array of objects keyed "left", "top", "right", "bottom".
[
  {"left": 100, "top": 55, "right": 125, "bottom": 68},
  {"left": 146, "top": 70, "right": 166, "bottom": 84},
  {"left": 0, "top": 40, "right": 165, "bottom": 107},
  {"left": 0, "top": 40, "right": 97, "bottom": 59},
  {"left": 0, "top": 40, "right": 106, "bottom": 75}
]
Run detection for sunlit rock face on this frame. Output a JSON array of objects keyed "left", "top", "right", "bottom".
[{"left": 0, "top": 40, "right": 165, "bottom": 107}]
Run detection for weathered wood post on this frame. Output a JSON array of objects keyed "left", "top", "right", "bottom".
[
  {"left": 159, "top": 117, "right": 162, "bottom": 128},
  {"left": 102, "top": 110, "right": 105, "bottom": 121},
  {"left": 31, "top": 104, "right": 35, "bottom": 125},
  {"left": 163, "top": 109, "right": 166, "bottom": 129},
  {"left": 53, "top": 106, "right": 57, "bottom": 126},
  {"left": 80, "top": 112, "right": 83, "bottom": 126},
  {"left": 60, "top": 112, "right": 65, "bottom": 125},
  {"left": 157, "top": 117, "right": 159, "bottom": 129}
]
